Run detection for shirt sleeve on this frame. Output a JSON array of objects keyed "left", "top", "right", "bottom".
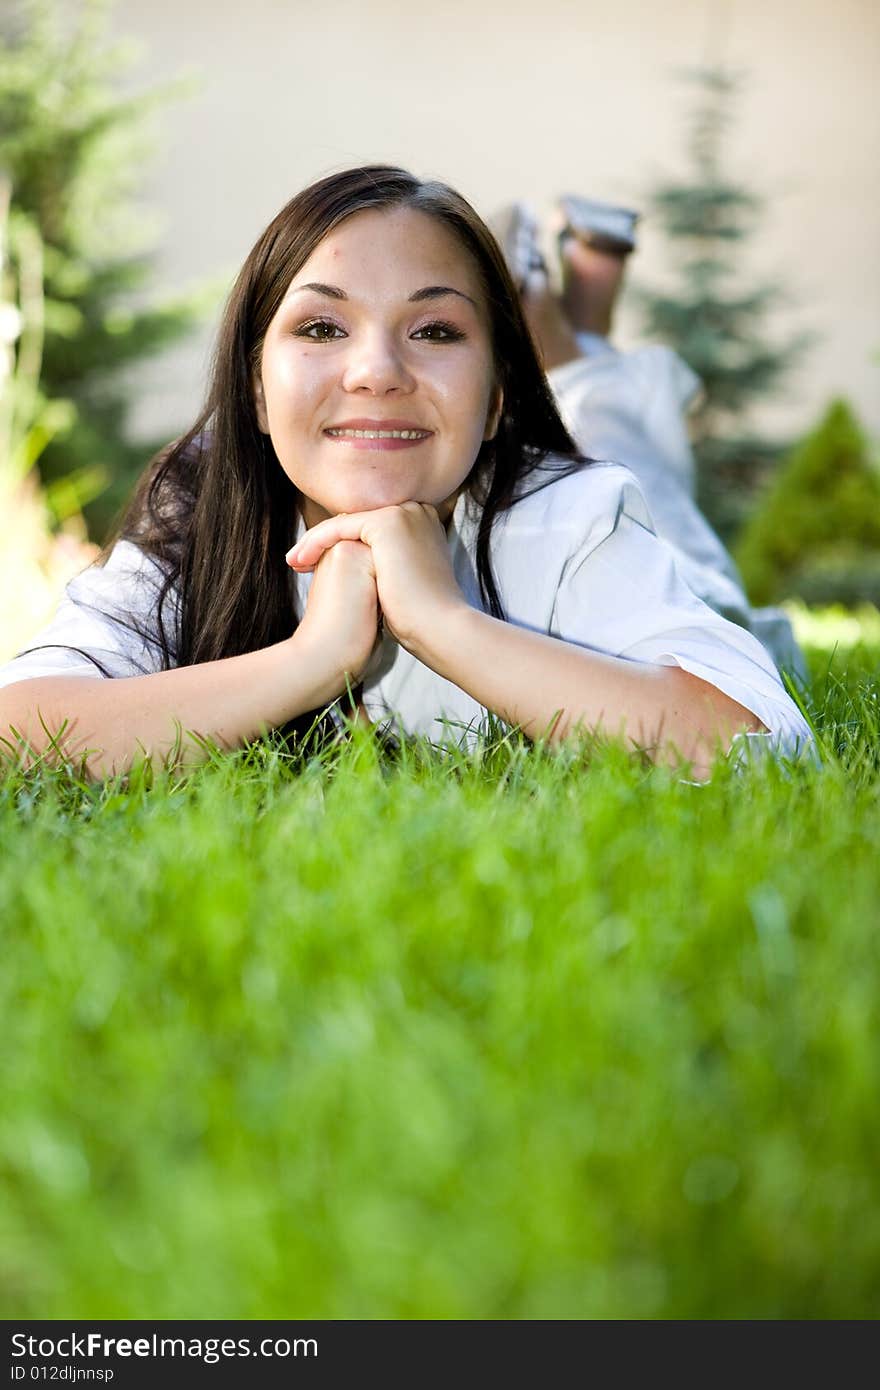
[
  {"left": 0, "top": 540, "right": 175, "bottom": 691},
  {"left": 548, "top": 468, "right": 813, "bottom": 759}
]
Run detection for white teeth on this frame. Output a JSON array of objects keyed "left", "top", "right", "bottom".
[{"left": 326, "top": 428, "right": 429, "bottom": 439}]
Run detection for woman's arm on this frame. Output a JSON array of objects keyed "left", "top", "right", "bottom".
[
  {"left": 1, "top": 540, "right": 380, "bottom": 779},
  {"left": 0, "top": 629, "right": 333, "bottom": 779},
  {"left": 287, "top": 502, "right": 767, "bottom": 778},
  {"left": 2, "top": 638, "right": 303, "bottom": 778},
  {"left": 409, "top": 603, "right": 765, "bottom": 776}
]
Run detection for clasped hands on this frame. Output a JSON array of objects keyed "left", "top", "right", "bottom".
[{"left": 286, "top": 501, "right": 468, "bottom": 683}]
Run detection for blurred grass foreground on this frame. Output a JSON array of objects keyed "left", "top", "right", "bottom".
[{"left": 2, "top": 633, "right": 880, "bottom": 1319}]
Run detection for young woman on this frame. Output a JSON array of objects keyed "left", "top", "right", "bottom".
[{"left": 0, "top": 165, "right": 811, "bottom": 780}]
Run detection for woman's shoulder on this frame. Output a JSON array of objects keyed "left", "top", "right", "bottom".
[
  {"left": 78, "top": 537, "right": 172, "bottom": 586},
  {"left": 500, "top": 457, "right": 654, "bottom": 550},
  {"left": 0, "top": 539, "right": 178, "bottom": 690},
  {"left": 452, "top": 459, "right": 657, "bottom": 632},
  {"left": 63, "top": 537, "right": 176, "bottom": 619}
]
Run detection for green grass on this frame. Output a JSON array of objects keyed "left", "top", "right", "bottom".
[{"left": 2, "top": 630, "right": 879, "bottom": 1319}]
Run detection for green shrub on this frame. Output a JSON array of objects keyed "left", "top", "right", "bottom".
[
  {"left": 735, "top": 399, "right": 880, "bottom": 605},
  {"left": 0, "top": 0, "right": 213, "bottom": 539}
]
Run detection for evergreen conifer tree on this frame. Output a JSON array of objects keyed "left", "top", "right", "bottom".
[
  {"left": 0, "top": 0, "right": 213, "bottom": 539},
  {"left": 638, "top": 66, "right": 812, "bottom": 542},
  {"left": 735, "top": 399, "right": 880, "bottom": 606}
]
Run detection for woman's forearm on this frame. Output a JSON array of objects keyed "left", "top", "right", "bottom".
[
  {"left": 0, "top": 628, "right": 347, "bottom": 779},
  {"left": 413, "top": 605, "right": 766, "bottom": 773}
]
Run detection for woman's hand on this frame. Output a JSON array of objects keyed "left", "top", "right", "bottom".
[
  {"left": 286, "top": 503, "right": 468, "bottom": 659},
  {"left": 295, "top": 539, "right": 381, "bottom": 689}
]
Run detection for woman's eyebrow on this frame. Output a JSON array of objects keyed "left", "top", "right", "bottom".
[
  {"left": 284, "top": 282, "right": 477, "bottom": 307},
  {"left": 408, "top": 285, "right": 477, "bottom": 307},
  {"left": 287, "top": 281, "right": 347, "bottom": 301}
]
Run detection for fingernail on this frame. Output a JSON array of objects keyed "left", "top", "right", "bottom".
[{"left": 285, "top": 546, "right": 298, "bottom": 563}]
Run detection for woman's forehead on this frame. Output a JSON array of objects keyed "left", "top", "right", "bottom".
[{"left": 288, "top": 205, "right": 486, "bottom": 305}]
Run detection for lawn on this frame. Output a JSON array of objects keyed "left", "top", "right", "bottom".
[{"left": 1, "top": 617, "right": 878, "bottom": 1319}]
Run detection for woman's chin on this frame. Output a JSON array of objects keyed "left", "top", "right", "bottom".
[{"left": 336, "top": 489, "right": 420, "bottom": 513}]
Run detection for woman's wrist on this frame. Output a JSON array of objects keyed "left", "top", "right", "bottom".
[
  {"left": 402, "top": 600, "right": 487, "bottom": 676},
  {"left": 282, "top": 620, "right": 368, "bottom": 711}
]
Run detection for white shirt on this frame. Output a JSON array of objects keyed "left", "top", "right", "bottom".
[
  {"left": 548, "top": 347, "right": 806, "bottom": 678},
  {"left": 0, "top": 461, "right": 813, "bottom": 760}
]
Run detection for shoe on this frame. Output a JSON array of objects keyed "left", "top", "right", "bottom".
[
  {"left": 557, "top": 195, "right": 640, "bottom": 255},
  {"left": 490, "top": 202, "right": 548, "bottom": 289}
]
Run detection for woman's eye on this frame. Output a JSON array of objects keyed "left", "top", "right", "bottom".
[
  {"left": 296, "top": 319, "right": 345, "bottom": 341},
  {"left": 412, "top": 321, "right": 465, "bottom": 342}
]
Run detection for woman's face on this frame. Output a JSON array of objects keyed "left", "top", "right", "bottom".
[{"left": 253, "top": 206, "right": 502, "bottom": 528}]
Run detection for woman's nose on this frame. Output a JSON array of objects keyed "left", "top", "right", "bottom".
[{"left": 341, "top": 330, "right": 415, "bottom": 394}]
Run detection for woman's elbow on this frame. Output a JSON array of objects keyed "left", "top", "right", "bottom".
[{"left": 668, "top": 666, "right": 767, "bottom": 771}]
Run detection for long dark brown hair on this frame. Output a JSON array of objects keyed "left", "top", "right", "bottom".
[{"left": 112, "top": 165, "right": 586, "bottom": 671}]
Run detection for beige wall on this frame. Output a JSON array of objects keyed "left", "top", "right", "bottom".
[{"left": 111, "top": 0, "right": 880, "bottom": 448}]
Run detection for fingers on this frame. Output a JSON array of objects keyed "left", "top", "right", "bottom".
[
  {"left": 286, "top": 515, "right": 362, "bottom": 571},
  {"left": 285, "top": 502, "right": 438, "bottom": 571}
]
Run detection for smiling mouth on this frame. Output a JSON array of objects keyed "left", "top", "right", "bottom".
[{"left": 325, "top": 428, "right": 432, "bottom": 440}]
